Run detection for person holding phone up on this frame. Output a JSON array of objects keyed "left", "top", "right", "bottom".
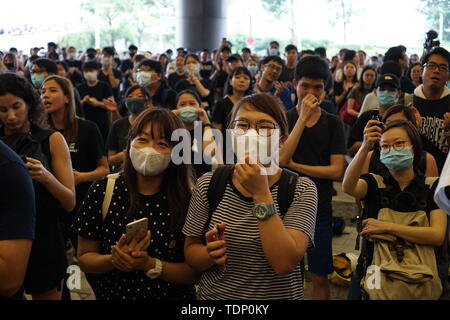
[{"left": 73, "top": 108, "right": 199, "bottom": 300}]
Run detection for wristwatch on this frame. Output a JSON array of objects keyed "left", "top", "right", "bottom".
[
  {"left": 146, "top": 258, "right": 162, "bottom": 279},
  {"left": 252, "top": 203, "right": 277, "bottom": 221}
]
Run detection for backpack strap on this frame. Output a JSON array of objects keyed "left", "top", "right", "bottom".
[
  {"left": 206, "top": 165, "right": 234, "bottom": 219},
  {"left": 277, "top": 168, "right": 299, "bottom": 216},
  {"left": 102, "top": 173, "right": 120, "bottom": 221}
]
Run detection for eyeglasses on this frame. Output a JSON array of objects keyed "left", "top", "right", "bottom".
[
  {"left": 423, "top": 62, "right": 449, "bottom": 73},
  {"left": 231, "top": 119, "right": 278, "bottom": 137},
  {"left": 380, "top": 140, "right": 409, "bottom": 154},
  {"left": 264, "top": 63, "right": 282, "bottom": 73}
]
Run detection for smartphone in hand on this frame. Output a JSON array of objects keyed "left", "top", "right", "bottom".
[{"left": 125, "top": 218, "right": 148, "bottom": 244}]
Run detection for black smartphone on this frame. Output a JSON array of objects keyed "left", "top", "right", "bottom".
[
  {"left": 371, "top": 114, "right": 384, "bottom": 130},
  {"left": 20, "top": 154, "right": 28, "bottom": 164}
]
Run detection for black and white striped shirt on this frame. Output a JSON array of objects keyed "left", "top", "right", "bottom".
[{"left": 183, "top": 172, "right": 318, "bottom": 300}]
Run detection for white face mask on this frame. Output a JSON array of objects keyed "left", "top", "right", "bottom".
[
  {"left": 231, "top": 129, "right": 279, "bottom": 166},
  {"left": 84, "top": 71, "right": 97, "bottom": 82},
  {"left": 129, "top": 146, "right": 171, "bottom": 177},
  {"left": 137, "top": 71, "right": 154, "bottom": 87}
]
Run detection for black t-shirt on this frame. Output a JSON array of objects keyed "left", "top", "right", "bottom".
[
  {"left": 73, "top": 175, "right": 195, "bottom": 300},
  {"left": 286, "top": 109, "right": 346, "bottom": 222},
  {"left": 65, "top": 60, "right": 84, "bottom": 87},
  {"left": 187, "top": 124, "right": 212, "bottom": 180},
  {"left": 120, "top": 59, "right": 133, "bottom": 74},
  {"left": 106, "top": 117, "right": 131, "bottom": 154},
  {"left": 347, "top": 109, "right": 379, "bottom": 149},
  {"left": 77, "top": 81, "right": 113, "bottom": 141},
  {"left": 279, "top": 66, "right": 295, "bottom": 84},
  {"left": 200, "top": 61, "right": 214, "bottom": 79},
  {"left": 59, "top": 119, "right": 106, "bottom": 206},
  {"left": 98, "top": 69, "right": 123, "bottom": 102},
  {"left": 414, "top": 94, "right": 450, "bottom": 172},
  {"left": 0, "top": 140, "right": 36, "bottom": 300},
  {"left": 152, "top": 84, "right": 177, "bottom": 110},
  {"left": 401, "top": 76, "right": 415, "bottom": 94},
  {"left": 212, "top": 96, "right": 234, "bottom": 156},
  {"left": 168, "top": 72, "right": 187, "bottom": 90},
  {"left": 175, "top": 79, "right": 215, "bottom": 111}
]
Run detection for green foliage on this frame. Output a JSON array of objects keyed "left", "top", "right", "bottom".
[
  {"left": 260, "top": 0, "right": 288, "bottom": 17},
  {"left": 59, "top": 32, "right": 95, "bottom": 49}
]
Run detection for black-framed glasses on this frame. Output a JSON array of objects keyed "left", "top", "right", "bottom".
[
  {"left": 380, "top": 141, "right": 409, "bottom": 154},
  {"left": 423, "top": 62, "right": 449, "bottom": 73},
  {"left": 264, "top": 63, "right": 282, "bottom": 73},
  {"left": 231, "top": 119, "right": 278, "bottom": 137}
]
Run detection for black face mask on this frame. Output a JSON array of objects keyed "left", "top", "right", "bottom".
[
  {"left": 129, "top": 52, "right": 136, "bottom": 58},
  {"left": 5, "top": 63, "right": 15, "bottom": 70},
  {"left": 87, "top": 53, "right": 96, "bottom": 60}
]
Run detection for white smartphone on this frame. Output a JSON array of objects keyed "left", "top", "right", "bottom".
[{"left": 125, "top": 218, "right": 148, "bottom": 244}]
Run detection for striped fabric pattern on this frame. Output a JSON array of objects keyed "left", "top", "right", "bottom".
[{"left": 183, "top": 172, "right": 318, "bottom": 300}]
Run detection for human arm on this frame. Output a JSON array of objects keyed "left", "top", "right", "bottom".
[
  {"left": 425, "top": 153, "right": 439, "bottom": 177},
  {"left": 234, "top": 159, "right": 313, "bottom": 275},
  {"left": 279, "top": 94, "right": 319, "bottom": 167},
  {"left": 346, "top": 98, "right": 359, "bottom": 117},
  {"left": 107, "top": 150, "right": 126, "bottom": 168},
  {"left": 26, "top": 132, "right": 76, "bottom": 212},
  {"left": 342, "top": 120, "right": 382, "bottom": 199},
  {"left": 287, "top": 154, "right": 345, "bottom": 180},
  {"left": 77, "top": 237, "right": 115, "bottom": 274},
  {"left": 74, "top": 157, "right": 109, "bottom": 186},
  {"left": 361, "top": 209, "right": 447, "bottom": 246}
]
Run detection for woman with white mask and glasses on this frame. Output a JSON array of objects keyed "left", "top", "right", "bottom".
[
  {"left": 74, "top": 108, "right": 199, "bottom": 300},
  {"left": 183, "top": 93, "right": 318, "bottom": 300}
]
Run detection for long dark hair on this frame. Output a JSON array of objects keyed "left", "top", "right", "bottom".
[
  {"left": 43, "top": 75, "right": 78, "bottom": 143},
  {"left": 0, "top": 73, "right": 47, "bottom": 129},
  {"left": 359, "top": 66, "right": 377, "bottom": 90},
  {"left": 123, "top": 108, "right": 194, "bottom": 231}
]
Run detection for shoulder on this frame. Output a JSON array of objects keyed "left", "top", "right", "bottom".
[
  {"left": 194, "top": 171, "right": 213, "bottom": 191},
  {"left": 294, "top": 176, "right": 318, "bottom": 196}
]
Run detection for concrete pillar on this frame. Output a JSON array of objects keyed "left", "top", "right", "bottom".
[{"left": 176, "top": 0, "right": 227, "bottom": 52}]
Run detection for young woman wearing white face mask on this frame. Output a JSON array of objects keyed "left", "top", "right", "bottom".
[
  {"left": 74, "top": 108, "right": 199, "bottom": 300},
  {"left": 183, "top": 94, "right": 318, "bottom": 300},
  {"left": 174, "top": 54, "right": 214, "bottom": 112},
  {"left": 343, "top": 119, "right": 447, "bottom": 300}
]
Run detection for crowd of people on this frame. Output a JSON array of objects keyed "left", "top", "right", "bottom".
[{"left": 0, "top": 38, "right": 450, "bottom": 301}]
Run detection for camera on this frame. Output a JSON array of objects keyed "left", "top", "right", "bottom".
[{"left": 424, "top": 30, "right": 440, "bottom": 52}]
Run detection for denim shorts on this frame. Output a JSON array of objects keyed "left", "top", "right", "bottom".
[{"left": 307, "top": 219, "right": 334, "bottom": 276}]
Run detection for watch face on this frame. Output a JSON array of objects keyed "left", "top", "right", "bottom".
[{"left": 255, "top": 205, "right": 268, "bottom": 219}]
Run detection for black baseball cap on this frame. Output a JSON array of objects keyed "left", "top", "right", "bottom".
[{"left": 376, "top": 73, "right": 400, "bottom": 89}]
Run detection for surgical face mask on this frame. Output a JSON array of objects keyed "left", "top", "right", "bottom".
[
  {"left": 231, "top": 129, "right": 279, "bottom": 165},
  {"left": 31, "top": 73, "right": 46, "bottom": 88},
  {"left": 380, "top": 147, "right": 414, "bottom": 171},
  {"left": 129, "top": 145, "right": 171, "bottom": 177},
  {"left": 446, "top": 80, "right": 450, "bottom": 88},
  {"left": 67, "top": 53, "right": 76, "bottom": 60},
  {"left": 84, "top": 71, "right": 98, "bottom": 82},
  {"left": 137, "top": 71, "right": 154, "bottom": 87},
  {"left": 247, "top": 65, "right": 258, "bottom": 74},
  {"left": 178, "top": 107, "right": 199, "bottom": 123},
  {"left": 188, "top": 63, "right": 201, "bottom": 75},
  {"left": 126, "top": 98, "right": 147, "bottom": 114},
  {"left": 176, "top": 67, "right": 185, "bottom": 73},
  {"left": 269, "top": 49, "right": 278, "bottom": 56},
  {"left": 377, "top": 90, "right": 397, "bottom": 108}
]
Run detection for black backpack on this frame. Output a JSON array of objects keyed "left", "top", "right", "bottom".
[
  {"left": 0, "top": 128, "right": 53, "bottom": 171},
  {"left": 205, "top": 165, "right": 299, "bottom": 229}
]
